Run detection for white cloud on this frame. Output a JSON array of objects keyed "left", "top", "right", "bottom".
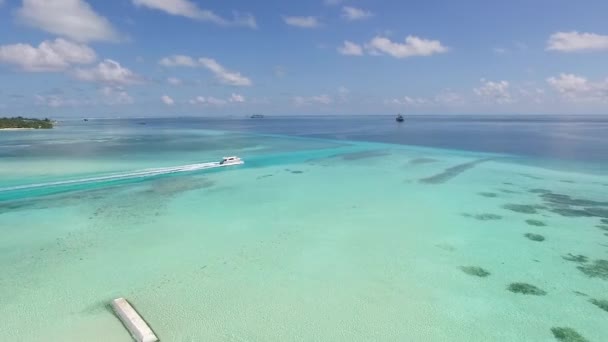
[
  {"left": 73, "top": 59, "right": 141, "bottom": 85},
  {"left": 229, "top": 93, "right": 245, "bottom": 103},
  {"left": 0, "top": 38, "right": 96, "bottom": 72},
  {"left": 189, "top": 96, "right": 206, "bottom": 105},
  {"left": 341, "top": 6, "right": 372, "bottom": 21},
  {"left": 547, "top": 74, "right": 589, "bottom": 94},
  {"left": 167, "top": 77, "right": 182, "bottom": 85},
  {"left": 474, "top": 79, "right": 513, "bottom": 104},
  {"left": 100, "top": 86, "right": 134, "bottom": 105},
  {"left": 294, "top": 95, "right": 333, "bottom": 106},
  {"left": 17, "top": 0, "right": 119, "bottom": 42},
  {"left": 188, "top": 94, "right": 244, "bottom": 105},
  {"left": 132, "top": 0, "right": 256, "bottom": 28},
  {"left": 338, "top": 41, "right": 363, "bottom": 56},
  {"left": 161, "top": 95, "right": 175, "bottom": 105},
  {"left": 159, "top": 55, "right": 252, "bottom": 86},
  {"left": 283, "top": 16, "right": 320, "bottom": 28},
  {"left": 189, "top": 96, "right": 227, "bottom": 106},
  {"left": 547, "top": 31, "right": 608, "bottom": 52},
  {"left": 547, "top": 73, "right": 608, "bottom": 102},
  {"left": 390, "top": 91, "right": 464, "bottom": 107},
  {"left": 366, "top": 35, "right": 448, "bottom": 58},
  {"left": 159, "top": 55, "right": 197, "bottom": 67},
  {"left": 390, "top": 96, "right": 429, "bottom": 106},
  {"left": 198, "top": 58, "right": 252, "bottom": 86}
]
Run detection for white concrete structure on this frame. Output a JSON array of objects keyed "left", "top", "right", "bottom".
[{"left": 111, "top": 298, "right": 158, "bottom": 342}]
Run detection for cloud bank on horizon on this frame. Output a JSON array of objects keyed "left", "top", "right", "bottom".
[{"left": 0, "top": 0, "right": 607, "bottom": 116}]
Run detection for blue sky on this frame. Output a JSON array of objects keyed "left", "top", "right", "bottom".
[{"left": 1, "top": 0, "right": 607, "bottom": 117}]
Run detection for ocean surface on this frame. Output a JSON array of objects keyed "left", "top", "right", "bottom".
[{"left": 1, "top": 115, "right": 607, "bottom": 341}]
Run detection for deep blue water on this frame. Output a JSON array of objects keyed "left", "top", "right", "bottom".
[{"left": 3, "top": 115, "right": 607, "bottom": 170}]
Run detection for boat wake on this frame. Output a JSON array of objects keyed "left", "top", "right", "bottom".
[{"left": 0, "top": 161, "right": 233, "bottom": 193}]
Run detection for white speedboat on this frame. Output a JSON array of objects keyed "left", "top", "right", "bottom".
[{"left": 219, "top": 156, "right": 244, "bottom": 166}]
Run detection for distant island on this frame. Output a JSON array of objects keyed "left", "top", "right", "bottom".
[{"left": 0, "top": 117, "right": 53, "bottom": 129}]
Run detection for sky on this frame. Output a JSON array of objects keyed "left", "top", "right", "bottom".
[{"left": 0, "top": 0, "right": 607, "bottom": 117}]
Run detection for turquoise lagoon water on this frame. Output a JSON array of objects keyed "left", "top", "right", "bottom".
[{"left": 1, "top": 117, "right": 607, "bottom": 341}]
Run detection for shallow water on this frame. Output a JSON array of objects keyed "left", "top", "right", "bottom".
[{"left": 1, "top": 117, "right": 607, "bottom": 341}]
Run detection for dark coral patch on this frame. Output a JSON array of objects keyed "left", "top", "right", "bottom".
[
  {"left": 562, "top": 254, "right": 588, "bottom": 263},
  {"left": 478, "top": 192, "right": 498, "bottom": 198},
  {"left": 549, "top": 208, "right": 593, "bottom": 218},
  {"left": 550, "top": 327, "right": 589, "bottom": 342},
  {"left": 503, "top": 204, "right": 541, "bottom": 214},
  {"left": 463, "top": 213, "right": 503, "bottom": 221},
  {"left": 460, "top": 266, "right": 491, "bottom": 277},
  {"left": 524, "top": 233, "right": 545, "bottom": 242},
  {"left": 529, "top": 188, "right": 551, "bottom": 194},
  {"left": 290, "top": 170, "right": 304, "bottom": 174},
  {"left": 577, "top": 259, "right": 608, "bottom": 280},
  {"left": 602, "top": 218, "right": 608, "bottom": 224},
  {"left": 589, "top": 298, "right": 608, "bottom": 313},
  {"left": 419, "top": 158, "right": 492, "bottom": 184},
  {"left": 541, "top": 192, "right": 608, "bottom": 207},
  {"left": 507, "top": 282, "right": 547, "bottom": 295},
  {"left": 336, "top": 150, "right": 391, "bottom": 161},
  {"left": 526, "top": 219, "right": 546, "bottom": 226},
  {"left": 597, "top": 225, "right": 608, "bottom": 231},
  {"left": 585, "top": 207, "right": 608, "bottom": 219}
]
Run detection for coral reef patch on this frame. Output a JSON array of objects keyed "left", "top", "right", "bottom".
[
  {"left": 589, "top": 298, "right": 608, "bottom": 313},
  {"left": 577, "top": 259, "right": 608, "bottom": 280},
  {"left": 460, "top": 266, "right": 491, "bottom": 277},
  {"left": 503, "top": 204, "right": 543, "bottom": 214},
  {"left": 526, "top": 219, "right": 546, "bottom": 226},
  {"left": 479, "top": 192, "right": 498, "bottom": 198},
  {"left": 550, "top": 327, "right": 589, "bottom": 342},
  {"left": 419, "top": 158, "right": 492, "bottom": 184},
  {"left": 524, "top": 233, "right": 545, "bottom": 242},
  {"left": 334, "top": 150, "right": 391, "bottom": 161},
  {"left": 507, "top": 282, "right": 547, "bottom": 295},
  {"left": 462, "top": 213, "right": 503, "bottom": 221},
  {"left": 562, "top": 254, "right": 588, "bottom": 263}
]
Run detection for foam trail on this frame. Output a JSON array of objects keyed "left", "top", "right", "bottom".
[{"left": 0, "top": 161, "right": 229, "bottom": 193}]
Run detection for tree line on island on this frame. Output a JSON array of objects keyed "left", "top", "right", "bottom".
[{"left": 0, "top": 117, "right": 53, "bottom": 129}]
